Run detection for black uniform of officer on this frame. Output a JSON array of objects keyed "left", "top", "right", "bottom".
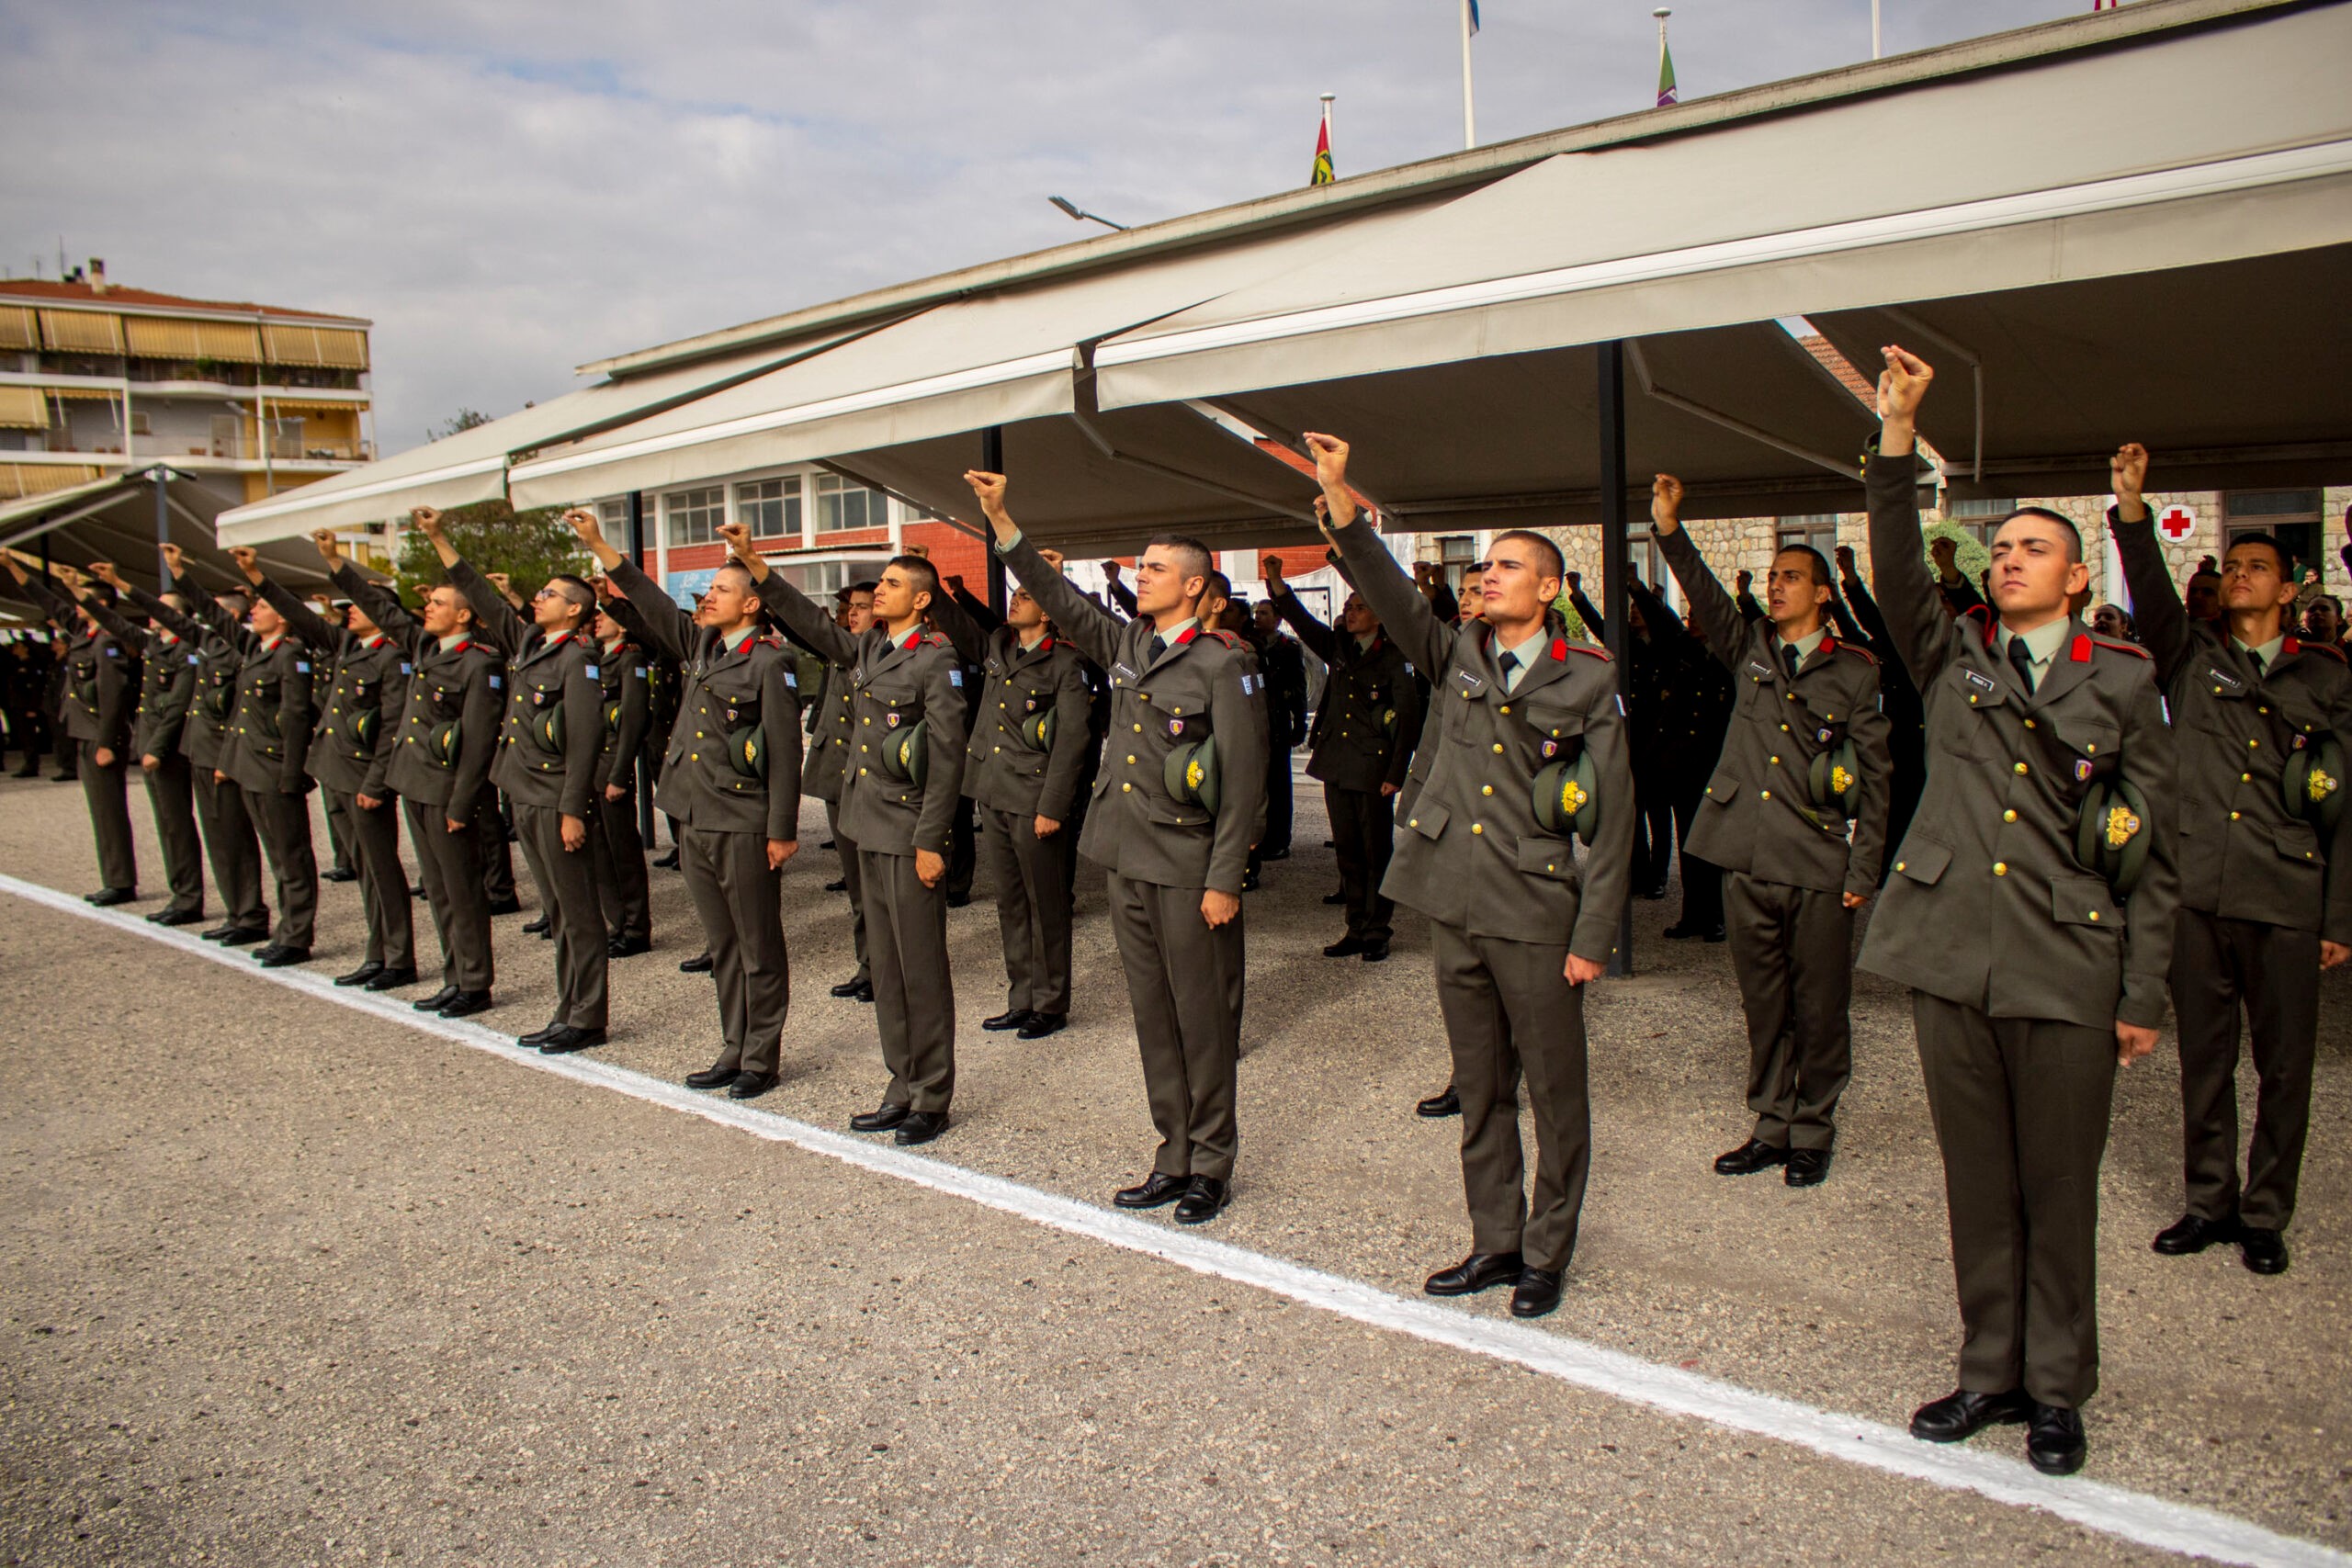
[
  {"left": 587, "top": 611, "right": 655, "bottom": 956},
  {"left": 6, "top": 563, "right": 137, "bottom": 901}
]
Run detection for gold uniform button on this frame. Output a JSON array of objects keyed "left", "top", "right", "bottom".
[
  {"left": 2013, "top": 762, "right": 2029, "bottom": 775},
  {"left": 1770, "top": 756, "right": 1781, "bottom": 766},
  {"left": 1408, "top": 818, "right": 1419, "bottom": 828},
  {"left": 2242, "top": 772, "right": 2252, "bottom": 783},
  {"left": 1491, "top": 743, "right": 1503, "bottom": 754},
  {"left": 1780, "top": 724, "right": 1790, "bottom": 732},
  {"left": 1993, "top": 862, "right": 2007, "bottom": 876},
  {"left": 859, "top": 766, "right": 868, "bottom": 776},
  {"left": 1470, "top": 823, "right": 1483, "bottom": 835},
  {"left": 2003, "top": 809, "right": 2017, "bottom": 823},
  {"left": 2248, "top": 739, "right": 2259, "bottom": 749},
  {"left": 864, "top": 716, "right": 872, "bottom": 725},
  {"left": 1498, "top": 705, "right": 1510, "bottom": 715},
  {"left": 1760, "top": 789, "right": 1771, "bottom": 801},
  {"left": 1481, "top": 784, "right": 1493, "bottom": 796},
  {"left": 2023, "top": 718, "right": 2036, "bottom": 730},
  {"left": 1133, "top": 723, "right": 1142, "bottom": 733},
  {"left": 1122, "top": 782, "right": 1132, "bottom": 793},
  {"left": 1894, "top": 861, "right": 1906, "bottom": 872},
  {"left": 1126, "top": 754, "right": 1136, "bottom": 764},
  {"left": 2230, "top": 811, "right": 2241, "bottom": 820},
  {"left": 2088, "top": 910, "right": 2100, "bottom": 922}
]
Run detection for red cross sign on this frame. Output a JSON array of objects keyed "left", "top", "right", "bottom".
[{"left": 2157, "top": 503, "right": 2196, "bottom": 542}]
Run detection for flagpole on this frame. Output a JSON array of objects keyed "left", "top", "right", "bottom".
[
  {"left": 1460, "top": 0, "right": 1476, "bottom": 148},
  {"left": 1654, "top": 7, "right": 1674, "bottom": 107},
  {"left": 1872, "top": 0, "right": 1883, "bottom": 59},
  {"left": 1321, "top": 90, "right": 1335, "bottom": 154}
]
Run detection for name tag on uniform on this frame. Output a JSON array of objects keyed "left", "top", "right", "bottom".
[
  {"left": 1240, "top": 673, "right": 1256, "bottom": 694},
  {"left": 1111, "top": 660, "right": 1136, "bottom": 682},
  {"left": 2208, "top": 667, "right": 2244, "bottom": 693},
  {"left": 1747, "top": 660, "right": 1773, "bottom": 681},
  {"left": 1964, "top": 670, "right": 1996, "bottom": 692}
]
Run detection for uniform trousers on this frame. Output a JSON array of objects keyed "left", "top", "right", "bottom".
[
  {"left": 1261, "top": 747, "right": 1295, "bottom": 858},
  {"left": 1725, "top": 874, "right": 1854, "bottom": 1150},
  {"left": 335, "top": 788, "right": 413, "bottom": 970},
  {"left": 1668, "top": 785, "right": 1724, "bottom": 931},
  {"left": 859, "top": 848, "right": 955, "bottom": 1112},
  {"left": 193, "top": 762, "right": 265, "bottom": 931},
  {"left": 1914, "top": 991, "right": 2116, "bottom": 1409},
  {"left": 1435, "top": 922, "right": 1591, "bottom": 1271},
  {"left": 141, "top": 751, "right": 205, "bottom": 913},
  {"left": 2172, "top": 909, "right": 2319, "bottom": 1232},
  {"left": 242, "top": 784, "right": 316, "bottom": 949},
  {"left": 79, "top": 739, "right": 137, "bottom": 891},
  {"left": 1328, "top": 784, "right": 1396, "bottom": 943},
  {"left": 592, "top": 779, "right": 652, "bottom": 943},
  {"left": 827, "top": 798, "right": 869, "bottom": 981},
  {"left": 322, "top": 787, "right": 356, "bottom": 876},
  {"left": 979, "top": 804, "right": 1074, "bottom": 1017},
  {"left": 512, "top": 801, "right": 608, "bottom": 1029},
  {"left": 406, "top": 797, "right": 492, "bottom": 991},
  {"left": 476, "top": 795, "right": 517, "bottom": 904},
  {"left": 1106, "top": 872, "right": 1244, "bottom": 1181},
  {"left": 678, "top": 824, "right": 788, "bottom": 1077}
]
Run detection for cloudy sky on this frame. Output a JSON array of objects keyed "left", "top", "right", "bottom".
[{"left": 2, "top": 0, "right": 2075, "bottom": 456}]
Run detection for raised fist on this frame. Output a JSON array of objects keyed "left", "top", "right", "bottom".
[
  {"left": 311, "top": 528, "right": 342, "bottom": 564},
  {"left": 1649, "top": 472, "right": 1685, "bottom": 534},
  {"left": 88, "top": 560, "right": 124, "bottom": 589},
  {"left": 410, "top": 505, "right": 444, "bottom": 534},
  {"left": 1875, "top": 344, "right": 1934, "bottom": 424},
  {"left": 961, "top": 469, "right": 1008, "bottom": 515},
  {"left": 2110, "top": 442, "right": 2150, "bottom": 508},
  {"left": 561, "top": 507, "right": 603, "bottom": 545}
]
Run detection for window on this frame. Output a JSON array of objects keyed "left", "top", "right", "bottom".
[
  {"left": 1943, "top": 497, "right": 2017, "bottom": 549},
  {"left": 776, "top": 557, "right": 889, "bottom": 597},
  {"left": 127, "top": 411, "right": 153, "bottom": 436},
  {"left": 738, "top": 476, "right": 801, "bottom": 539},
  {"left": 664, "top": 485, "right": 723, "bottom": 547},
  {"left": 2227, "top": 491, "right": 2324, "bottom": 581},
  {"left": 1437, "top": 535, "right": 1476, "bottom": 592},
  {"left": 1775, "top": 514, "right": 1839, "bottom": 558},
  {"left": 814, "top": 474, "right": 888, "bottom": 533}
]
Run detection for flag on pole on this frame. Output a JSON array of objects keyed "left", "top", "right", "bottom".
[
  {"left": 1465, "top": 0, "right": 1480, "bottom": 36},
  {"left": 1311, "top": 107, "right": 1335, "bottom": 186},
  {"left": 1657, "top": 36, "right": 1679, "bottom": 107}
]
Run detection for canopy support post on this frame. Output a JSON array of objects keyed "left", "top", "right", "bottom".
[
  {"left": 982, "top": 425, "right": 1008, "bottom": 615},
  {"left": 628, "top": 489, "right": 656, "bottom": 848},
  {"left": 1598, "top": 339, "right": 1634, "bottom": 979},
  {"left": 151, "top": 466, "right": 170, "bottom": 587}
]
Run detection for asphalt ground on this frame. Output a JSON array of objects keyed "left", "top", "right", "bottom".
[{"left": 1, "top": 766, "right": 2346, "bottom": 1563}]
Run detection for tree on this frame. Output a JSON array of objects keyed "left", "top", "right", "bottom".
[
  {"left": 390, "top": 499, "right": 593, "bottom": 610},
  {"left": 434, "top": 408, "right": 492, "bottom": 442},
  {"left": 1922, "top": 520, "right": 1991, "bottom": 589}
]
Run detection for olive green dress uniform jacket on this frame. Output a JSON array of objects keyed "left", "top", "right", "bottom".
[
  {"left": 1270, "top": 592, "right": 1426, "bottom": 795},
  {"left": 994, "top": 535, "right": 1267, "bottom": 896},
  {"left": 1656, "top": 527, "right": 1894, "bottom": 897},
  {"left": 1856, "top": 452, "right": 2179, "bottom": 1032},
  {"left": 256, "top": 580, "right": 404, "bottom": 800},
  {"left": 595, "top": 636, "right": 654, "bottom": 797},
  {"left": 130, "top": 577, "right": 241, "bottom": 773},
  {"left": 447, "top": 561, "right": 605, "bottom": 818},
  {"left": 1333, "top": 527, "right": 1635, "bottom": 964},
  {"left": 17, "top": 573, "right": 130, "bottom": 750},
  {"left": 333, "top": 564, "right": 500, "bottom": 820},
  {"left": 219, "top": 634, "right": 316, "bottom": 798},
  {"left": 80, "top": 591, "right": 197, "bottom": 764},
  {"left": 961, "top": 628, "right": 1095, "bottom": 821},
  {"left": 2109, "top": 513, "right": 2352, "bottom": 940}
]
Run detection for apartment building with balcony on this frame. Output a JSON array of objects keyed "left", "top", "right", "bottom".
[{"left": 0, "top": 262, "right": 374, "bottom": 510}]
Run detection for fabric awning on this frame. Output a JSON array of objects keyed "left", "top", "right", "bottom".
[
  {"left": 260, "top": 323, "right": 369, "bottom": 370},
  {"left": 0, "top": 469, "right": 336, "bottom": 619},
  {"left": 0, "top": 387, "right": 51, "bottom": 430},
  {"left": 40, "top": 310, "right": 123, "bottom": 354}
]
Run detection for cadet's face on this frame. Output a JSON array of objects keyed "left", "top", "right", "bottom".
[
  {"left": 841, "top": 590, "right": 875, "bottom": 636},
  {"left": 1253, "top": 603, "right": 1279, "bottom": 634},
  {"left": 2089, "top": 605, "right": 2129, "bottom": 640},
  {"left": 248, "top": 599, "right": 285, "bottom": 638},
  {"left": 533, "top": 581, "right": 589, "bottom": 632},
  {"left": 696, "top": 570, "right": 756, "bottom": 629},
  {"left": 593, "top": 608, "right": 620, "bottom": 642},
  {"left": 2186, "top": 576, "right": 2222, "bottom": 621},
  {"left": 420, "top": 585, "right": 464, "bottom": 638},
  {"left": 345, "top": 604, "right": 381, "bottom": 639},
  {"left": 1476, "top": 547, "right": 1559, "bottom": 626},
  {"left": 1340, "top": 592, "right": 1377, "bottom": 637},
  {"left": 1131, "top": 545, "right": 1205, "bottom": 619},
  {"left": 1456, "top": 583, "right": 1484, "bottom": 623},
  {"left": 2220, "top": 542, "right": 2296, "bottom": 614},
  {"left": 1987, "top": 516, "right": 2088, "bottom": 620},
  {"left": 1005, "top": 586, "right": 1045, "bottom": 630},
  {"left": 2307, "top": 601, "right": 2340, "bottom": 643},
  {"left": 870, "top": 567, "right": 925, "bottom": 626},
  {"left": 1766, "top": 551, "right": 1830, "bottom": 626}
]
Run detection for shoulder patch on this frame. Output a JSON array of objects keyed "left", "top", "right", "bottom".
[
  {"left": 1835, "top": 641, "right": 1878, "bottom": 665},
  {"left": 2301, "top": 641, "right": 2347, "bottom": 665},
  {"left": 2090, "top": 636, "right": 2152, "bottom": 660},
  {"left": 1561, "top": 641, "right": 1612, "bottom": 662},
  {"left": 1201, "top": 628, "right": 1243, "bottom": 649}
]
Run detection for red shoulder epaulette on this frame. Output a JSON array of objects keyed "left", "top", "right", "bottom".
[
  {"left": 2300, "top": 641, "right": 2347, "bottom": 665},
  {"left": 1835, "top": 640, "right": 1879, "bottom": 665},
  {"left": 2089, "top": 635, "right": 2151, "bottom": 660},
  {"left": 922, "top": 632, "right": 949, "bottom": 648},
  {"left": 1961, "top": 604, "right": 1996, "bottom": 647},
  {"left": 1560, "top": 640, "right": 1612, "bottom": 662}
]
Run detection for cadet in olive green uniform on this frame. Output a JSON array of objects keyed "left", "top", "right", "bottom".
[
  {"left": 783, "top": 583, "right": 876, "bottom": 1001},
  {"left": 333, "top": 553, "right": 503, "bottom": 1017},
  {"left": 79, "top": 562, "right": 207, "bottom": 925},
  {"left": 4, "top": 560, "right": 138, "bottom": 901},
  {"left": 1304, "top": 435, "right": 1634, "bottom": 1319},
  {"left": 2107, "top": 445, "right": 2352, "bottom": 1278},
  {"left": 928, "top": 581, "right": 1093, "bottom": 1037},
  {"left": 586, "top": 593, "right": 655, "bottom": 956},
  {"left": 1263, "top": 557, "right": 1426, "bottom": 960},
  {"left": 413, "top": 508, "right": 609, "bottom": 1051},
  {"left": 757, "top": 538, "right": 968, "bottom": 1145},
  {"left": 247, "top": 540, "right": 415, "bottom": 990},
  {"left": 127, "top": 549, "right": 268, "bottom": 942},
  {"left": 576, "top": 513, "right": 806, "bottom": 1098},
  {"left": 217, "top": 548, "right": 320, "bottom": 967},
  {"left": 1651, "top": 478, "right": 1893, "bottom": 1185},
  {"left": 1861, "top": 347, "right": 2177, "bottom": 1478},
  {"left": 968, "top": 470, "right": 1268, "bottom": 1224}
]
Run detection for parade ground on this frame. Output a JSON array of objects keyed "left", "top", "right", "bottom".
[{"left": 2, "top": 766, "right": 2344, "bottom": 1565}]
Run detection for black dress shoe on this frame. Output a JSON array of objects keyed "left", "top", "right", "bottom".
[
  {"left": 1662, "top": 920, "right": 1707, "bottom": 940},
  {"left": 536, "top": 1025, "right": 607, "bottom": 1055},
  {"left": 518, "top": 1021, "right": 564, "bottom": 1046},
  {"left": 679, "top": 953, "right": 715, "bottom": 975},
  {"left": 684, "top": 1064, "right": 741, "bottom": 1089},
  {"left": 1172, "top": 1176, "right": 1228, "bottom": 1224},
  {"left": 1417, "top": 1088, "right": 1462, "bottom": 1119},
  {"left": 1637, "top": 883, "right": 1668, "bottom": 901},
  {"left": 1017, "top": 1013, "right": 1067, "bottom": 1040},
  {"left": 894, "top": 1110, "right": 949, "bottom": 1146},
  {"left": 323, "top": 865, "right": 358, "bottom": 884},
  {"left": 2152, "top": 1212, "right": 2240, "bottom": 1255},
  {"left": 1908, "top": 1387, "right": 2030, "bottom": 1443},
  {"left": 85, "top": 887, "right": 136, "bottom": 908},
  {"left": 255, "top": 946, "right": 310, "bottom": 968},
  {"left": 217, "top": 926, "right": 268, "bottom": 947},
  {"left": 413, "top": 984, "right": 460, "bottom": 1012},
  {"left": 199, "top": 922, "right": 238, "bottom": 941},
  {"left": 1261, "top": 848, "right": 1291, "bottom": 862},
  {"left": 411, "top": 883, "right": 426, "bottom": 898},
  {"left": 820, "top": 839, "right": 836, "bottom": 851},
  {"left": 148, "top": 907, "right": 207, "bottom": 927},
  {"left": 2240, "top": 1226, "right": 2290, "bottom": 1275},
  {"left": 1324, "top": 936, "right": 1369, "bottom": 958},
  {"left": 1703, "top": 925, "right": 1728, "bottom": 942},
  {"left": 334, "top": 961, "right": 386, "bottom": 987},
  {"left": 1713, "top": 1138, "right": 1791, "bottom": 1176},
  {"left": 823, "top": 877, "right": 848, "bottom": 893},
  {"left": 945, "top": 891, "right": 972, "bottom": 908},
  {"left": 1509, "top": 1268, "right": 1565, "bottom": 1318},
  {"left": 846, "top": 978, "right": 874, "bottom": 1003},
  {"left": 830, "top": 974, "right": 868, "bottom": 998},
  {"left": 1425, "top": 1251, "right": 1524, "bottom": 1297},
  {"left": 2027, "top": 1403, "right": 2086, "bottom": 1476},
  {"left": 728, "top": 1071, "right": 777, "bottom": 1100},
  {"left": 1360, "top": 941, "right": 1390, "bottom": 964},
  {"left": 1784, "top": 1148, "right": 1832, "bottom": 1187},
  {"left": 438, "top": 990, "right": 493, "bottom": 1019},
  {"left": 364, "top": 966, "right": 418, "bottom": 991},
  {"left": 651, "top": 851, "right": 680, "bottom": 870},
  {"left": 850, "top": 1103, "right": 910, "bottom": 1134},
  {"left": 1114, "top": 1172, "right": 1190, "bottom": 1209},
  {"left": 982, "top": 1009, "right": 1035, "bottom": 1032},
  {"left": 1321, "top": 891, "right": 1347, "bottom": 906},
  {"left": 607, "top": 934, "right": 651, "bottom": 958},
  {"left": 486, "top": 897, "right": 523, "bottom": 916}
]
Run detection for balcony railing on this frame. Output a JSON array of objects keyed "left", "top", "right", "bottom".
[{"left": 36, "top": 434, "right": 374, "bottom": 463}]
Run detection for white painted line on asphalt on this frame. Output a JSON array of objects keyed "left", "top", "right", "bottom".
[{"left": 6, "top": 869, "right": 2341, "bottom": 1568}]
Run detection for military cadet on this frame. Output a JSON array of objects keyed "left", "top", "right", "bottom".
[
  {"left": 6, "top": 634, "right": 52, "bottom": 778},
  {"left": 78, "top": 562, "right": 207, "bottom": 926},
  {"left": 926, "top": 576, "right": 1093, "bottom": 1039},
  {"left": 1838, "top": 544, "right": 1929, "bottom": 868},
  {"left": 1861, "top": 346, "right": 2177, "bottom": 1478},
  {"left": 130, "top": 547, "right": 270, "bottom": 943},
  {"left": 967, "top": 469, "right": 1267, "bottom": 1224},
  {"left": 585, "top": 582, "right": 654, "bottom": 959},
  {"left": 1250, "top": 598, "right": 1310, "bottom": 863},
  {"left": 410, "top": 508, "right": 608, "bottom": 1053},
  {"left": 1201, "top": 571, "right": 1272, "bottom": 896},
  {"left": 755, "top": 535, "right": 968, "bottom": 1146},
  {"left": 3, "top": 558, "right": 139, "bottom": 903},
  {"left": 2108, "top": 444, "right": 2351, "bottom": 1278},
  {"left": 573, "top": 512, "right": 806, "bottom": 1099},
  {"left": 1650, "top": 475, "right": 1894, "bottom": 1187},
  {"left": 216, "top": 547, "right": 320, "bottom": 968},
  {"left": 1264, "top": 554, "right": 1426, "bottom": 962},
  {"left": 788, "top": 580, "right": 876, "bottom": 1002},
  {"left": 241, "top": 538, "right": 417, "bottom": 990}
]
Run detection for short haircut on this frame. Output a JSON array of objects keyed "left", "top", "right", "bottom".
[
  {"left": 1772, "top": 544, "right": 1833, "bottom": 590},
  {"left": 711, "top": 560, "right": 757, "bottom": 594},
  {"left": 2312, "top": 593, "right": 2343, "bottom": 616},
  {"left": 2224, "top": 531, "right": 2289, "bottom": 572},
  {"left": 1492, "top": 528, "right": 1565, "bottom": 582},
  {"left": 1996, "top": 506, "right": 2084, "bottom": 565},
  {"left": 847, "top": 580, "right": 877, "bottom": 598},
  {"left": 888, "top": 554, "right": 938, "bottom": 605},
  {"left": 1144, "top": 534, "right": 1214, "bottom": 591},
  {"left": 546, "top": 572, "right": 596, "bottom": 608},
  {"left": 1204, "top": 570, "right": 1233, "bottom": 605}
]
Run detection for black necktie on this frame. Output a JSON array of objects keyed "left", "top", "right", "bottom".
[
  {"left": 2251, "top": 650, "right": 2267, "bottom": 677},
  {"left": 1148, "top": 633, "right": 1166, "bottom": 664},
  {"left": 1781, "top": 644, "right": 1800, "bottom": 681},
  {"left": 1498, "top": 649, "right": 1520, "bottom": 689},
  {"left": 2007, "top": 635, "right": 2037, "bottom": 696}
]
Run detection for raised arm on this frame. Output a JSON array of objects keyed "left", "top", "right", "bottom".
[
  {"left": 1100, "top": 561, "right": 1138, "bottom": 621},
  {"left": 1649, "top": 475, "right": 1747, "bottom": 671},
  {"left": 1566, "top": 576, "right": 1604, "bottom": 642},
  {"left": 1261, "top": 555, "right": 1341, "bottom": 664},
  {"left": 922, "top": 578, "right": 989, "bottom": 666},
  {"left": 565, "top": 509, "right": 697, "bottom": 663},
  {"left": 2103, "top": 443, "right": 2192, "bottom": 687},
  {"left": 1303, "top": 434, "right": 1454, "bottom": 681},
  {"left": 1837, "top": 547, "right": 1897, "bottom": 662},
  {"left": 711, "top": 522, "right": 857, "bottom": 669},
  {"left": 962, "top": 471, "right": 1126, "bottom": 672},
  {"left": 1862, "top": 346, "right": 1959, "bottom": 689},
  {"left": 254, "top": 574, "right": 346, "bottom": 655},
  {"left": 74, "top": 565, "right": 147, "bottom": 647},
  {"left": 949, "top": 579, "right": 1004, "bottom": 637},
  {"left": 122, "top": 577, "right": 209, "bottom": 646},
  {"left": 413, "top": 507, "right": 525, "bottom": 652},
  {"left": 5, "top": 556, "right": 79, "bottom": 626}
]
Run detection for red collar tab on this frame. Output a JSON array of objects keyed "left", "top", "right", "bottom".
[
  {"left": 2283, "top": 636, "right": 2302, "bottom": 656},
  {"left": 545, "top": 629, "right": 570, "bottom": 649},
  {"left": 899, "top": 628, "right": 922, "bottom": 651},
  {"left": 1550, "top": 637, "right": 1566, "bottom": 663},
  {"left": 1038, "top": 636, "right": 1053, "bottom": 653},
  {"left": 2070, "top": 634, "right": 2093, "bottom": 663},
  {"left": 1175, "top": 626, "right": 1199, "bottom": 647},
  {"left": 364, "top": 634, "right": 387, "bottom": 650},
  {"left": 1820, "top": 636, "right": 1838, "bottom": 655}
]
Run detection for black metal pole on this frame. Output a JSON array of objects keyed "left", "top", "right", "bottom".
[
  {"left": 1597, "top": 340, "right": 1634, "bottom": 978},
  {"left": 152, "top": 467, "right": 170, "bottom": 587},
  {"left": 628, "top": 489, "right": 656, "bottom": 847},
  {"left": 982, "top": 425, "right": 1008, "bottom": 615}
]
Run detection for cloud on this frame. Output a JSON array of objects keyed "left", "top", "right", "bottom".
[{"left": 0, "top": 0, "right": 2071, "bottom": 456}]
